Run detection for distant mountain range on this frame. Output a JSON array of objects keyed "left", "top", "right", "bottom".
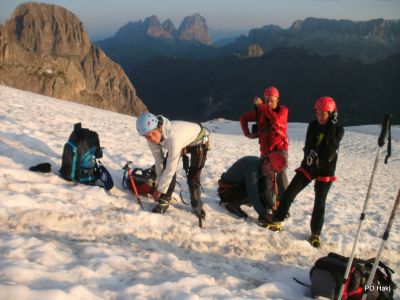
[
  {"left": 98, "top": 16, "right": 400, "bottom": 72},
  {"left": 0, "top": 3, "right": 147, "bottom": 116},
  {"left": 228, "top": 17, "right": 400, "bottom": 63},
  {"left": 131, "top": 48, "right": 400, "bottom": 126}
]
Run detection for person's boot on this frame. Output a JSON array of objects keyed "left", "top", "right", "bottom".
[
  {"left": 309, "top": 233, "right": 321, "bottom": 248},
  {"left": 152, "top": 196, "right": 171, "bottom": 214},
  {"left": 190, "top": 184, "right": 206, "bottom": 219},
  {"left": 259, "top": 212, "right": 283, "bottom": 232},
  {"left": 225, "top": 203, "right": 248, "bottom": 219},
  {"left": 191, "top": 199, "right": 206, "bottom": 219}
]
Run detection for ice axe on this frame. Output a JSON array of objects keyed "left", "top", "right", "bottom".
[{"left": 122, "top": 161, "right": 144, "bottom": 209}]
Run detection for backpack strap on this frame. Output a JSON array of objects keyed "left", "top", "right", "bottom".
[{"left": 67, "top": 141, "right": 81, "bottom": 182}]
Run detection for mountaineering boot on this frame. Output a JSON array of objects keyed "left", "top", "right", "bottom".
[
  {"left": 225, "top": 203, "right": 248, "bottom": 219},
  {"left": 192, "top": 206, "right": 206, "bottom": 219},
  {"left": 190, "top": 184, "right": 206, "bottom": 219},
  {"left": 259, "top": 214, "right": 283, "bottom": 232},
  {"left": 264, "top": 221, "right": 283, "bottom": 232},
  {"left": 151, "top": 196, "right": 171, "bottom": 214},
  {"left": 191, "top": 200, "right": 206, "bottom": 219},
  {"left": 309, "top": 233, "right": 321, "bottom": 248}
]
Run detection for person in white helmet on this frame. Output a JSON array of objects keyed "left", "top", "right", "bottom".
[{"left": 136, "top": 112, "right": 210, "bottom": 219}]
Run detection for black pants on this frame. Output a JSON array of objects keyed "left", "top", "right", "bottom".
[
  {"left": 162, "top": 144, "right": 208, "bottom": 208},
  {"left": 275, "top": 172, "right": 332, "bottom": 235},
  {"left": 218, "top": 183, "right": 248, "bottom": 206}
]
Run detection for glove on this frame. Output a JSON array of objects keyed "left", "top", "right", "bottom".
[
  {"left": 307, "top": 149, "right": 318, "bottom": 166},
  {"left": 253, "top": 97, "right": 263, "bottom": 106},
  {"left": 330, "top": 111, "right": 338, "bottom": 124}
]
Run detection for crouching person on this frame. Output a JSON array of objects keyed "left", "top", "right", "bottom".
[
  {"left": 136, "top": 112, "right": 209, "bottom": 219},
  {"left": 218, "top": 152, "right": 287, "bottom": 223}
]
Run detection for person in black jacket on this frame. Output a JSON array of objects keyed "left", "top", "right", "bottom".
[{"left": 266, "top": 96, "right": 344, "bottom": 248}]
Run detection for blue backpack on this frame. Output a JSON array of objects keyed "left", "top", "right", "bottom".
[{"left": 60, "top": 123, "right": 104, "bottom": 184}]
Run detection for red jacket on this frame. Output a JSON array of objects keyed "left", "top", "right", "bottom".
[{"left": 240, "top": 104, "right": 289, "bottom": 156}]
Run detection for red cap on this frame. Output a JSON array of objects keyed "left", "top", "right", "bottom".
[
  {"left": 264, "top": 86, "right": 279, "bottom": 98},
  {"left": 268, "top": 152, "right": 287, "bottom": 173},
  {"left": 314, "top": 96, "right": 336, "bottom": 112}
]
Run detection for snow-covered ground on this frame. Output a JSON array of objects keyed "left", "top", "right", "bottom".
[{"left": 0, "top": 85, "right": 399, "bottom": 300}]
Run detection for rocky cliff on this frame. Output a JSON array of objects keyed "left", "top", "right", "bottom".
[{"left": 0, "top": 2, "right": 147, "bottom": 115}]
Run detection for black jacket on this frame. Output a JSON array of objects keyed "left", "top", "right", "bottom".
[{"left": 299, "top": 120, "right": 344, "bottom": 178}]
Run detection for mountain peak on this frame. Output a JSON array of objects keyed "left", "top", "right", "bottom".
[
  {"left": 7, "top": 2, "right": 91, "bottom": 57},
  {"left": 178, "top": 13, "right": 212, "bottom": 44},
  {"left": 162, "top": 19, "right": 177, "bottom": 36}
]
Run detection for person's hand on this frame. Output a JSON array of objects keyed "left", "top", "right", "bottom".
[
  {"left": 330, "top": 111, "right": 338, "bottom": 124},
  {"left": 153, "top": 190, "right": 161, "bottom": 202},
  {"left": 246, "top": 133, "right": 258, "bottom": 139},
  {"left": 253, "top": 97, "right": 263, "bottom": 106},
  {"left": 307, "top": 149, "right": 318, "bottom": 166}
]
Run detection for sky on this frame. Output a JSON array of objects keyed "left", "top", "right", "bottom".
[{"left": 1, "top": 0, "right": 400, "bottom": 40}]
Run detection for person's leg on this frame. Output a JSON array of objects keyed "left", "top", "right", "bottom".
[
  {"left": 161, "top": 173, "right": 176, "bottom": 199},
  {"left": 151, "top": 159, "right": 176, "bottom": 213},
  {"left": 274, "top": 172, "right": 310, "bottom": 221},
  {"left": 310, "top": 181, "right": 332, "bottom": 236},
  {"left": 277, "top": 169, "right": 289, "bottom": 201},
  {"left": 219, "top": 185, "right": 249, "bottom": 218},
  {"left": 187, "top": 145, "right": 207, "bottom": 218}
]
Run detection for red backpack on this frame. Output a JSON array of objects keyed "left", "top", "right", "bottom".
[{"left": 122, "top": 165, "right": 156, "bottom": 196}]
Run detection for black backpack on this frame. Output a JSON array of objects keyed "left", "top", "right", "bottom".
[
  {"left": 60, "top": 123, "right": 103, "bottom": 183},
  {"left": 310, "top": 252, "right": 396, "bottom": 300}
]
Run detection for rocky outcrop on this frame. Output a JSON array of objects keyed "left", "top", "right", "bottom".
[
  {"left": 0, "top": 2, "right": 147, "bottom": 115},
  {"left": 177, "top": 14, "right": 212, "bottom": 45},
  {"left": 246, "top": 44, "right": 264, "bottom": 57}
]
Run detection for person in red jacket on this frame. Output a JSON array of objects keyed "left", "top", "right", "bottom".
[{"left": 240, "top": 86, "right": 289, "bottom": 204}]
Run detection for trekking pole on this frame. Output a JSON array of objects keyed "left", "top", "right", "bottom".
[
  {"left": 122, "top": 161, "right": 144, "bottom": 209},
  {"left": 361, "top": 187, "right": 400, "bottom": 300},
  {"left": 337, "top": 114, "right": 392, "bottom": 300}
]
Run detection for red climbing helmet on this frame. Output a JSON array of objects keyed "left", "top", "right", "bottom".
[
  {"left": 264, "top": 86, "right": 279, "bottom": 98},
  {"left": 314, "top": 96, "right": 336, "bottom": 112}
]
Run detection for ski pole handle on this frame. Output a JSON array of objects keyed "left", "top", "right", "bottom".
[{"left": 378, "top": 114, "right": 392, "bottom": 147}]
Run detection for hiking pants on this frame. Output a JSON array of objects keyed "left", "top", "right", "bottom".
[
  {"left": 275, "top": 172, "right": 332, "bottom": 235},
  {"left": 161, "top": 144, "right": 208, "bottom": 207},
  {"left": 185, "top": 144, "right": 208, "bottom": 208}
]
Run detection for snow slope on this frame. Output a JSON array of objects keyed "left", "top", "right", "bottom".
[{"left": 0, "top": 85, "right": 399, "bottom": 300}]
